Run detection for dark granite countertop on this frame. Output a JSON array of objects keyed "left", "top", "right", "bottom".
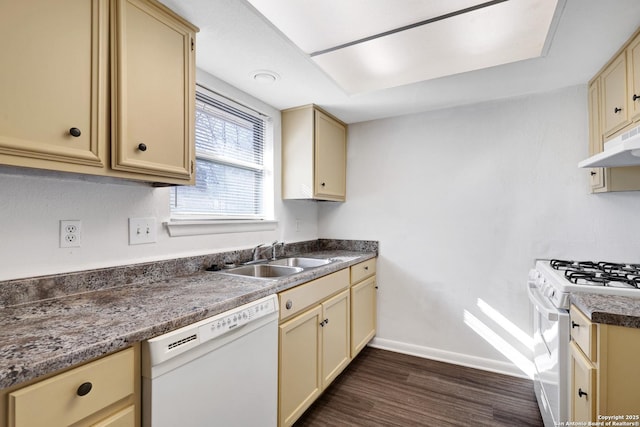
[
  {"left": 570, "top": 292, "right": 640, "bottom": 329},
  {"left": 0, "top": 240, "right": 377, "bottom": 390}
]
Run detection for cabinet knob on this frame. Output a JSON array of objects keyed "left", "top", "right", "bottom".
[
  {"left": 77, "top": 382, "right": 93, "bottom": 397},
  {"left": 321, "top": 182, "right": 326, "bottom": 187},
  {"left": 634, "top": 94, "right": 640, "bottom": 102},
  {"left": 138, "top": 143, "right": 147, "bottom": 152},
  {"left": 364, "top": 266, "right": 369, "bottom": 271},
  {"left": 614, "top": 107, "right": 623, "bottom": 113},
  {"left": 578, "top": 388, "right": 588, "bottom": 398},
  {"left": 69, "top": 127, "right": 81, "bottom": 137},
  {"left": 285, "top": 300, "right": 292, "bottom": 310},
  {"left": 571, "top": 321, "right": 580, "bottom": 329}
]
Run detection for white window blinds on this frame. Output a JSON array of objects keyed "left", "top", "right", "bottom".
[{"left": 171, "top": 89, "right": 267, "bottom": 219}]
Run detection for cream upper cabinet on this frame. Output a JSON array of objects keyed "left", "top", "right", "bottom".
[
  {"left": 586, "top": 27, "right": 640, "bottom": 193},
  {"left": 601, "top": 54, "right": 629, "bottom": 138},
  {"left": 0, "top": 0, "right": 106, "bottom": 169},
  {"left": 314, "top": 110, "right": 347, "bottom": 200},
  {"left": 111, "top": 0, "right": 195, "bottom": 181},
  {"left": 569, "top": 305, "right": 640, "bottom": 422},
  {"left": 0, "top": 0, "right": 197, "bottom": 185},
  {"left": 627, "top": 32, "right": 640, "bottom": 122},
  {"left": 282, "top": 105, "right": 347, "bottom": 201},
  {"left": 588, "top": 80, "right": 605, "bottom": 192}
]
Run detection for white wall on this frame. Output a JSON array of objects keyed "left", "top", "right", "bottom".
[
  {"left": 318, "top": 85, "right": 640, "bottom": 376},
  {"left": 0, "top": 70, "right": 318, "bottom": 281}
]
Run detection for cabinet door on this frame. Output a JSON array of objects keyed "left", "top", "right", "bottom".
[
  {"left": 570, "top": 341, "right": 596, "bottom": 423},
  {"left": 351, "top": 276, "right": 377, "bottom": 358},
  {"left": 628, "top": 33, "right": 640, "bottom": 122},
  {"left": 279, "top": 306, "right": 322, "bottom": 427},
  {"left": 111, "top": 0, "right": 195, "bottom": 181},
  {"left": 588, "top": 80, "right": 606, "bottom": 191},
  {"left": 321, "top": 290, "right": 351, "bottom": 389},
  {"left": 601, "top": 54, "right": 630, "bottom": 137},
  {"left": 0, "top": 0, "right": 106, "bottom": 168},
  {"left": 314, "top": 110, "right": 346, "bottom": 201},
  {"left": 92, "top": 405, "right": 135, "bottom": 427}
]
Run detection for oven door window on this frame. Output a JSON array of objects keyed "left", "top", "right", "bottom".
[{"left": 539, "top": 311, "right": 558, "bottom": 356}]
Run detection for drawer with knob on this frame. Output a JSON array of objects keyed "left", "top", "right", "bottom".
[
  {"left": 350, "top": 259, "right": 376, "bottom": 284},
  {"left": 7, "top": 347, "right": 135, "bottom": 427},
  {"left": 278, "top": 269, "right": 349, "bottom": 322},
  {"left": 570, "top": 305, "right": 597, "bottom": 362}
]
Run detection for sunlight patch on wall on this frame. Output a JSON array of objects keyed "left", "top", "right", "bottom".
[{"left": 464, "top": 298, "right": 534, "bottom": 379}]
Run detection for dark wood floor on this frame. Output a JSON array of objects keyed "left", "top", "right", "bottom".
[{"left": 294, "top": 347, "right": 543, "bottom": 427}]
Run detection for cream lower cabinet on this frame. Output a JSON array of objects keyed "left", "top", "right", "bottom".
[
  {"left": 0, "top": 0, "right": 197, "bottom": 185},
  {"left": 569, "top": 305, "right": 640, "bottom": 422},
  {"left": 5, "top": 346, "right": 139, "bottom": 427},
  {"left": 350, "top": 259, "right": 377, "bottom": 358},
  {"left": 278, "top": 269, "right": 350, "bottom": 427}
]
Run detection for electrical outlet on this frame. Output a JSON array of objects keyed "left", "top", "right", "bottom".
[
  {"left": 60, "top": 220, "right": 82, "bottom": 248},
  {"left": 129, "top": 217, "right": 157, "bottom": 245}
]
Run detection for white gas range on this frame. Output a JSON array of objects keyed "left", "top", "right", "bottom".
[{"left": 528, "top": 259, "right": 640, "bottom": 427}]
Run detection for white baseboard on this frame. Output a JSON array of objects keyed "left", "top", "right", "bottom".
[{"left": 369, "top": 337, "right": 530, "bottom": 379}]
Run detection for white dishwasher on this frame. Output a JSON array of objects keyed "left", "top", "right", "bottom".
[{"left": 141, "top": 294, "right": 279, "bottom": 427}]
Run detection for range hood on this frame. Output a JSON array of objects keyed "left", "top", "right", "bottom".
[{"left": 579, "top": 125, "right": 640, "bottom": 168}]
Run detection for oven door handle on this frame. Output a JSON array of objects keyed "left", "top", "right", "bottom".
[{"left": 527, "top": 284, "right": 559, "bottom": 321}]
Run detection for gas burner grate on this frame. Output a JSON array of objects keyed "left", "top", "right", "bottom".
[
  {"left": 549, "top": 259, "right": 640, "bottom": 289},
  {"left": 550, "top": 260, "right": 600, "bottom": 272}
]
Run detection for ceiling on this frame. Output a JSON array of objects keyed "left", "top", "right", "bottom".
[
  {"left": 159, "top": 0, "right": 640, "bottom": 124},
  {"left": 245, "top": 0, "right": 560, "bottom": 94}
]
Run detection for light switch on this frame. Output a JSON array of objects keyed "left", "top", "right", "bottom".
[{"left": 129, "top": 217, "right": 157, "bottom": 245}]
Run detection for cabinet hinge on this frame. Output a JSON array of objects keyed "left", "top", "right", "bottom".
[
  {"left": 191, "top": 38, "right": 194, "bottom": 51},
  {"left": 190, "top": 160, "right": 194, "bottom": 174}
]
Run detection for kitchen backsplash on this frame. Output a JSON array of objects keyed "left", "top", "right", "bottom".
[{"left": 0, "top": 239, "right": 378, "bottom": 308}]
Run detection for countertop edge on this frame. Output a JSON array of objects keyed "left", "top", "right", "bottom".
[{"left": 570, "top": 292, "right": 640, "bottom": 329}]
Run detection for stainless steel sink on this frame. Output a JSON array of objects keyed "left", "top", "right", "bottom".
[
  {"left": 268, "top": 257, "right": 333, "bottom": 269},
  {"left": 220, "top": 264, "right": 303, "bottom": 279}
]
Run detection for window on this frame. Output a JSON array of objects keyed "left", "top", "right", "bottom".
[{"left": 171, "top": 87, "right": 271, "bottom": 220}]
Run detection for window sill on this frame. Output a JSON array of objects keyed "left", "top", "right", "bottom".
[{"left": 165, "top": 219, "right": 278, "bottom": 237}]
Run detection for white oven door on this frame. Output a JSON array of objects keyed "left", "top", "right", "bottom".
[{"left": 528, "top": 283, "right": 569, "bottom": 427}]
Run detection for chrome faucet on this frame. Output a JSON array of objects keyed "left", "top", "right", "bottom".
[
  {"left": 250, "top": 241, "right": 284, "bottom": 263},
  {"left": 252, "top": 243, "right": 265, "bottom": 261},
  {"left": 271, "top": 241, "right": 284, "bottom": 260}
]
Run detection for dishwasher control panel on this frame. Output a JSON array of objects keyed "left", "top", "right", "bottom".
[
  {"left": 199, "top": 296, "right": 277, "bottom": 343},
  {"left": 144, "top": 294, "right": 278, "bottom": 366}
]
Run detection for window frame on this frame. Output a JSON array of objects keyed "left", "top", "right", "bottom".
[{"left": 166, "top": 84, "right": 275, "bottom": 236}]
